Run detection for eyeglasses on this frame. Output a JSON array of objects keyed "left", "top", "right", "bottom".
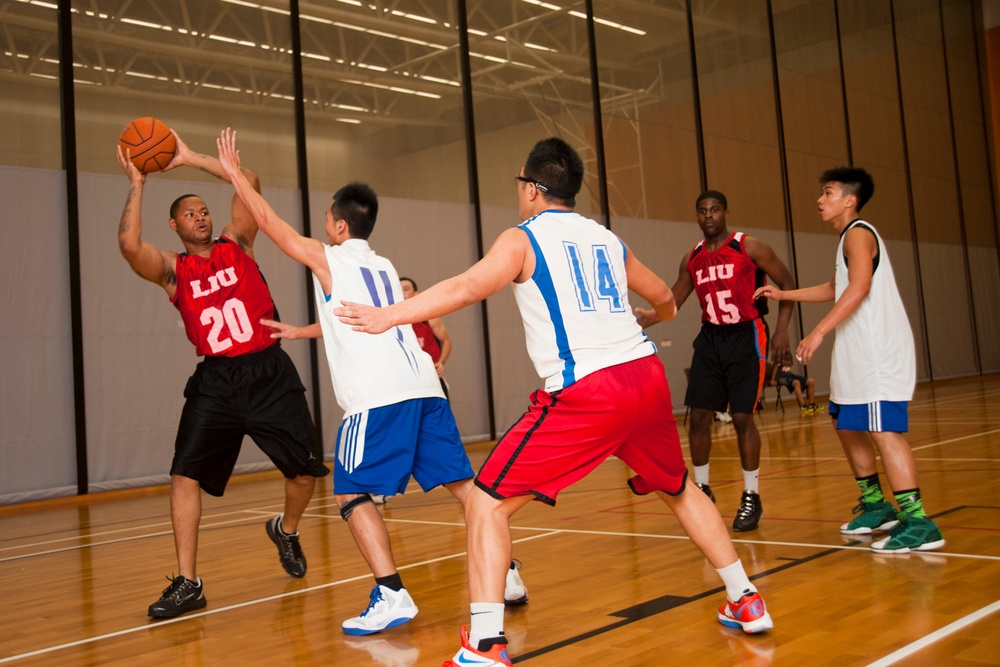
[{"left": 514, "top": 175, "right": 550, "bottom": 194}]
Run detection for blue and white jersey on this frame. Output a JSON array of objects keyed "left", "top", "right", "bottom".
[
  {"left": 513, "top": 210, "right": 656, "bottom": 392},
  {"left": 315, "top": 239, "right": 443, "bottom": 417},
  {"left": 830, "top": 220, "right": 916, "bottom": 404}
]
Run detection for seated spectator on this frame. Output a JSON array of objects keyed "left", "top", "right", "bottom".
[{"left": 770, "top": 360, "right": 823, "bottom": 415}]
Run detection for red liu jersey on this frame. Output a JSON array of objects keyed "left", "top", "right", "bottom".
[
  {"left": 688, "top": 232, "right": 768, "bottom": 325},
  {"left": 171, "top": 237, "right": 278, "bottom": 357},
  {"left": 411, "top": 320, "right": 442, "bottom": 362}
]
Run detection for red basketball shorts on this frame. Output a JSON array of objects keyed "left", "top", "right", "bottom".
[{"left": 476, "top": 354, "right": 688, "bottom": 505}]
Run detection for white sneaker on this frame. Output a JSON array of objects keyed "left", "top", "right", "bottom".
[
  {"left": 342, "top": 585, "right": 418, "bottom": 635},
  {"left": 503, "top": 560, "right": 528, "bottom": 605},
  {"left": 371, "top": 494, "right": 388, "bottom": 505}
]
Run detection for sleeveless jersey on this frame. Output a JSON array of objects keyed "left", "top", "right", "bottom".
[
  {"left": 171, "top": 237, "right": 277, "bottom": 357},
  {"left": 830, "top": 220, "right": 915, "bottom": 403},
  {"left": 314, "top": 239, "right": 443, "bottom": 416},
  {"left": 513, "top": 210, "right": 656, "bottom": 392},
  {"left": 688, "top": 232, "right": 768, "bottom": 325},
  {"left": 411, "top": 320, "right": 442, "bottom": 362}
]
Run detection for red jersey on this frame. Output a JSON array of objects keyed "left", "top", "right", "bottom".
[
  {"left": 411, "top": 320, "right": 441, "bottom": 362},
  {"left": 687, "top": 231, "right": 768, "bottom": 325},
  {"left": 171, "top": 237, "right": 278, "bottom": 357}
]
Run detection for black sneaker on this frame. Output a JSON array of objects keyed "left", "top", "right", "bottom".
[
  {"left": 148, "top": 575, "right": 206, "bottom": 618},
  {"left": 266, "top": 515, "right": 307, "bottom": 578},
  {"left": 696, "top": 483, "right": 716, "bottom": 503},
  {"left": 733, "top": 491, "right": 762, "bottom": 532}
]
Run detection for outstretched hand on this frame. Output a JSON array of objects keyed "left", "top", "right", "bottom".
[
  {"left": 261, "top": 318, "right": 300, "bottom": 340},
  {"left": 216, "top": 127, "right": 242, "bottom": 182},
  {"left": 753, "top": 284, "right": 783, "bottom": 301},
  {"left": 335, "top": 301, "right": 392, "bottom": 334}
]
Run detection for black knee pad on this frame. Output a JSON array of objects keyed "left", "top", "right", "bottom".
[{"left": 339, "top": 493, "right": 374, "bottom": 520}]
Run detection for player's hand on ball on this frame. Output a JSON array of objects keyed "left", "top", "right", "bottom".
[
  {"left": 115, "top": 145, "right": 145, "bottom": 183},
  {"left": 336, "top": 301, "right": 391, "bottom": 334}
]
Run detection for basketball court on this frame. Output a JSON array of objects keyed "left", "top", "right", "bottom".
[{"left": 2, "top": 374, "right": 999, "bottom": 666}]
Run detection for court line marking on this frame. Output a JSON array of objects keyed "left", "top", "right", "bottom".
[
  {"left": 865, "top": 599, "right": 1000, "bottom": 667},
  {"left": 0, "top": 530, "right": 560, "bottom": 665}
]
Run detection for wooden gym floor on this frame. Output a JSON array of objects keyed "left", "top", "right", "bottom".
[{"left": 2, "top": 374, "right": 999, "bottom": 666}]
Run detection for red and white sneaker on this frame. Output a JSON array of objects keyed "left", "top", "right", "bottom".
[
  {"left": 441, "top": 626, "right": 512, "bottom": 667},
  {"left": 717, "top": 591, "right": 773, "bottom": 634}
]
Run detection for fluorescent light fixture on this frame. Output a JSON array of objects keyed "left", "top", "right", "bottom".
[{"left": 567, "top": 10, "right": 646, "bottom": 35}]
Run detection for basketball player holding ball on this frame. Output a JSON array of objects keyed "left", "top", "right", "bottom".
[{"left": 115, "top": 130, "right": 329, "bottom": 619}]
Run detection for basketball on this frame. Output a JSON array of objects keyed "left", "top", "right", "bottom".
[{"left": 118, "top": 117, "right": 177, "bottom": 174}]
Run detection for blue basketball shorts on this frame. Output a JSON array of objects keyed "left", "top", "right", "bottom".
[
  {"left": 333, "top": 397, "right": 474, "bottom": 495},
  {"left": 829, "top": 400, "right": 908, "bottom": 433}
]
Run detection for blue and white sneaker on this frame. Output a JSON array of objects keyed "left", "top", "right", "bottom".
[{"left": 342, "top": 584, "right": 418, "bottom": 635}]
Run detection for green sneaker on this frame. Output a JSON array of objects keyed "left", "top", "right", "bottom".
[
  {"left": 870, "top": 516, "right": 945, "bottom": 554},
  {"left": 840, "top": 500, "right": 899, "bottom": 535}
]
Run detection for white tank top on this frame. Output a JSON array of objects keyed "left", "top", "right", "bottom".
[
  {"left": 830, "top": 220, "right": 916, "bottom": 403},
  {"left": 314, "top": 239, "right": 443, "bottom": 416},
  {"left": 512, "top": 210, "right": 656, "bottom": 392}
]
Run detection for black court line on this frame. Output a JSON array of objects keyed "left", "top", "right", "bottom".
[
  {"left": 511, "top": 506, "right": 971, "bottom": 664},
  {"left": 512, "top": 545, "right": 846, "bottom": 663}
]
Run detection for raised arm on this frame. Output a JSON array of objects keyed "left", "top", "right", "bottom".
[
  {"left": 163, "top": 131, "right": 262, "bottom": 254},
  {"left": 116, "top": 145, "right": 178, "bottom": 297},
  {"left": 336, "top": 227, "right": 529, "bottom": 333},
  {"left": 216, "top": 128, "right": 330, "bottom": 291}
]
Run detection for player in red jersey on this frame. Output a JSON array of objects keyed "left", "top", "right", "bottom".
[
  {"left": 400, "top": 277, "right": 452, "bottom": 398},
  {"left": 638, "top": 190, "right": 795, "bottom": 532},
  {"left": 116, "top": 132, "right": 329, "bottom": 619}
]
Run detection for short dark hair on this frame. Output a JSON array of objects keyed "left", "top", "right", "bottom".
[
  {"left": 820, "top": 167, "right": 875, "bottom": 211},
  {"left": 169, "top": 194, "right": 201, "bottom": 219},
  {"left": 523, "top": 137, "right": 584, "bottom": 207},
  {"left": 696, "top": 190, "right": 727, "bottom": 211},
  {"left": 331, "top": 182, "right": 379, "bottom": 239},
  {"left": 399, "top": 276, "right": 417, "bottom": 291}
]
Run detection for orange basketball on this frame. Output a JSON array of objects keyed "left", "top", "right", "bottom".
[{"left": 118, "top": 117, "right": 177, "bottom": 174}]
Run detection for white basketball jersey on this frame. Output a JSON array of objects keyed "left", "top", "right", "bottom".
[
  {"left": 512, "top": 210, "right": 656, "bottom": 392},
  {"left": 830, "top": 220, "right": 916, "bottom": 403},
  {"left": 314, "top": 239, "right": 443, "bottom": 416}
]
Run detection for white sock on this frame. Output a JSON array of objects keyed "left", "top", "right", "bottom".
[
  {"left": 742, "top": 468, "right": 759, "bottom": 494},
  {"left": 469, "top": 602, "right": 505, "bottom": 648},
  {"left": 694, "top": 464, "right": 710, "bottom": 486},
  {"left": 715, "top": 560, "right": 755, "bottom": 602}
]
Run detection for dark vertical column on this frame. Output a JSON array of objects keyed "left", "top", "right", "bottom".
[
  {"left": 765, "top": 0, "right": 805, "bottom": 348},
  {"left": 685, "top": 0, "right": 707, "bottom": 192},
  {"left": 969, "top": 0, "right": 1000, "bottom": 364},
  {"left": 833, "top": 0, "right": 855, "bottom": 165},
  {"left": 58, "top": 0, "right": 88, "bottom": 495},
  {"left": 889, "top": 0, "right": 933, "bottom": 377},
  {"left": 937, "top": 0, "right": 981, "bottom": 372},
  {"left": 457, "top": 0, "right": 496, "bottom": 439},
  {"left": 289, "top": 0, "right": 323, "bottom": 453},
  {"left": 584, "top": 0, "right": 611, "bottom": 229}
]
